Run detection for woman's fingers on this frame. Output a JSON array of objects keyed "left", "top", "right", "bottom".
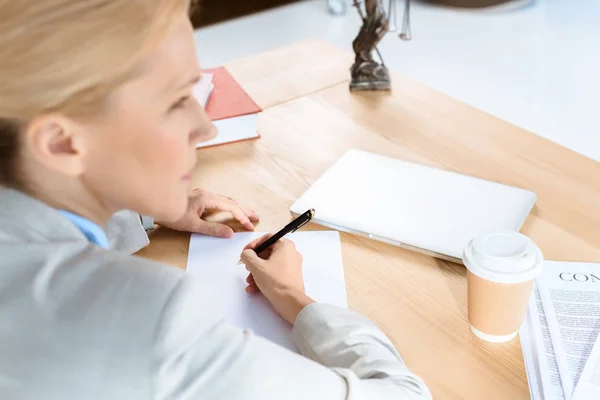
[
  {"left": 244, "top": 207, "right": 260, "bottom": 222},
  {"left": 243, "top": 233, "right": 273, "bottom": 251},
  {"left": 206, "top": 195, "right": 255, "bottom": 231},
  {"left": 245, "top": 274, "right": 259, "bottom": 294},
  {"left": 269, "top": 238, "right": 296, "bottom": 253},
  {"left": 245, "top": 283, "right": 260, "bottom": 294},
  {"left": 238, "top": 237, "right": 309, "bottom": 323},
  {"left": 192, "top": 220, "right": 234, "bottom": 238}
]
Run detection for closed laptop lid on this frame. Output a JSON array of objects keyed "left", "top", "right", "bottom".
[{"left": 291, "top": 150, "right": 536, "bottom": 261}]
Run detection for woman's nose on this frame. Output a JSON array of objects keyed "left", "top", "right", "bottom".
[
  {"left": 190, "top": 121, "right": 217, "bottom": 146},
  {"left": 190, "top": 101, "right": 217, "bottom": 145}
]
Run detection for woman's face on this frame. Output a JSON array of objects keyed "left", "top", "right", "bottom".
[{"left": 79, "top": 16, "right": 215, "bottom": 222}]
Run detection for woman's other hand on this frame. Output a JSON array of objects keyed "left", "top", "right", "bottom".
[
  {"left": 240, "top": 234, "right": 315, "bottom": 324},
  {"left": 158, "top": 188, "right": 259, "bottom": 237}
]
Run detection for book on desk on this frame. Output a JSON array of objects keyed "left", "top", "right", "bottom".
[{"left": 194, "top": 67, "right": 261, "bottom": 149}]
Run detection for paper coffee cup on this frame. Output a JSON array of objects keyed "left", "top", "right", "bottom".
[{"left": 462, "top": 231, "right": 543, "bottom": 343}]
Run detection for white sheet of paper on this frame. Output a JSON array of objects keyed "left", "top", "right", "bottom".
[
  {"left": 521, "top": 285, "right": 566, "bottom": 400},
  {"left": 186, "top": 231, "right": 347, "bottom": 352},
  {"left": 572, "top": 331, "right": 600, "bottom": 400},
  {"left": 196, "top": 113, "right": 259, "bottom": 148},
  {"left": 520, "top": 304, "right": 545, "bottom": 400},
  {"left": 537, "top": 261, "right": 600, "bottom": 398}
]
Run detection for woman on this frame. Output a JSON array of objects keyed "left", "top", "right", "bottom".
[{"left": 0, "top": 1, "right": 431, "bottom": 399}]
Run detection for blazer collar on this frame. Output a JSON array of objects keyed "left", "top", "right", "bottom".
[{"left": 0, "top": 186, "right": 88, "bottom": 244}]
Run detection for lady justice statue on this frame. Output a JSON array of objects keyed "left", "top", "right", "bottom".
[{"left": 350, "top": 0, "right": 411, "bottom": 91}]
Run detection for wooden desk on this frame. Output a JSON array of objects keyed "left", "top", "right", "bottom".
[{"left": 137, "top": 40, "right": 600, "bottom": 399}]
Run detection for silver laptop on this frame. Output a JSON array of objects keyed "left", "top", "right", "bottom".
[{"left": 290, "top": 150, "right": 536, "bottom": 264}]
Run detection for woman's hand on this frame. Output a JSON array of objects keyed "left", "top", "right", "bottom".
[
  {"left": 240, "top": 234, "right": 315, "bottom": 324},
  {"left": 157, "top": 189, "right": 259, "bottom": 237}
]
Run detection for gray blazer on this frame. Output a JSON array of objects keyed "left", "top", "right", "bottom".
[{"left": 0, "top": 187, "right": 431, "bottom": 400}]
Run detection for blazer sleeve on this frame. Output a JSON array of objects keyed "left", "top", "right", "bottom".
[
  {"left": 104, "top": 210, "right": 149, "bottom": 254},
  {"left": 151, "top": 277, "right": 432, "bottom": 400}
]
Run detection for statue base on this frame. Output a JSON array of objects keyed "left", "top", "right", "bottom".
[{"left": 349, "top": 61, "right": 391, "bottom": 91}]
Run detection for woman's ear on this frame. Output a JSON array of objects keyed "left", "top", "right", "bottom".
[{"left": 24, "top": 114, "right": 88, "bottom": 177}]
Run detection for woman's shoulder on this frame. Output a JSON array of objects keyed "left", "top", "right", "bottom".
[
  {"left": 0, "top": 240, "right": 213, "bottom": 397},
  {"left": 1, "top": 240, "right": 192, "bottom": 335},
  {"left": 68, "top": 243, "right": 190, "bottom": 319}
]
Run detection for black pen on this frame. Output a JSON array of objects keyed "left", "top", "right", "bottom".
[{"left": 238, "top": 209, "right": 315, "bottom": 263}]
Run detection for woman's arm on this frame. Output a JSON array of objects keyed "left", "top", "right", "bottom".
[
  {"left": 152, "top": 236, "right": 431, "bottom": 399},
  {"left": 103, "top": 189, "right": 259, "bottom": 254},
  {"left": 293, "top": 303, "right": 430, "bottom": 398},
  {"left": 152, "top": 277, "right": 431, "bottom": 400}
]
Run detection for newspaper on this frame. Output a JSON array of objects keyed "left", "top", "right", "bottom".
[
  {"left": 536, "top": 261, "right": 600, "bottom": 399},
  {"left": 521, "top": 284, "right": 566, "bottom": 400},
  {"left": 572, "top": 333, "right": 600, "bottom": 399}
]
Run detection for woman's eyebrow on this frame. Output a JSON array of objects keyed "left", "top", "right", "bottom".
[
  {"left": 163, "top": 74, "right": 201, "bottom": 94},
  {"left": 176, "top": 75, "right": 201, "bottom": 91}
]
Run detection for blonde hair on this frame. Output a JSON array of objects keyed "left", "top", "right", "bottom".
[{"left": 0, "top": 0, "right": 193, "bottom": 185}]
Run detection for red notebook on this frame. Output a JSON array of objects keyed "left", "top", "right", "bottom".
[{"left": 202, "top": 67, "right": 262, "bottom": 121}]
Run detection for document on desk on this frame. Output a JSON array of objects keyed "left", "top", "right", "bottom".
[
  {"left": 537, "top": 261, "right": 600, "bottom": 399},
  {"left": 520, "top": 302, "right": 544, "bottom": 400},
  {"left": 186, "top": 231, "right": 347, "bottom": 352},
  {"left": 572, "top": 333, "right": 600, "bottom": 399},
  {"left": 520, "top": 284, "right": 566, "bottom": 400},
  {"left": 196, "top": 113, "right": 259, "bottom": 149}
]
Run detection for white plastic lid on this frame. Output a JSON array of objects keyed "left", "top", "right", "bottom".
[{"left": 462, "top": 231, "right": 543, "bottom": 284}]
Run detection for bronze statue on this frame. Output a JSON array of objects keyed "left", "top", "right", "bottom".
[{"left": 350, "top": 0, "right": 411, "bottom": 91}]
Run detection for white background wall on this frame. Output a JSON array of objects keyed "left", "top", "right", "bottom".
[{"left": 195, "top": 0, "right": 600, "bottom": 162}]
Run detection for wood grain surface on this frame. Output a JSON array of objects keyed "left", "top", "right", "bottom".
[{"left": 137, "top": 40, "right": 600, "bottom": 399}]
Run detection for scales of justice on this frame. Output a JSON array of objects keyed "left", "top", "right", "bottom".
[{"left": 350, "top": 0, "right": 412, "bottom": 91}]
